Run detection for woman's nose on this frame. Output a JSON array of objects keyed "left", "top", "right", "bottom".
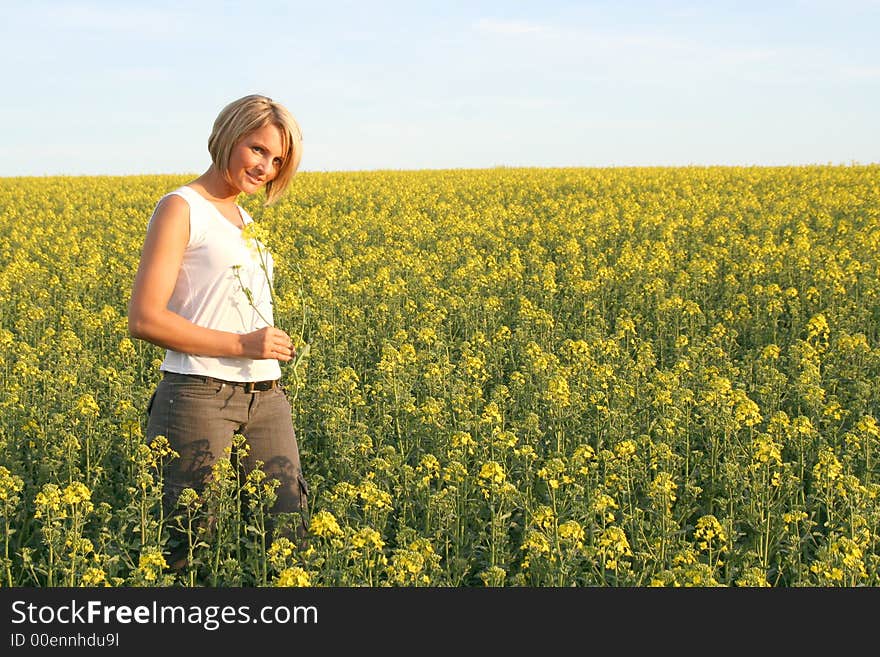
[{"left": 259, "top": 155, "right": 275, "bottom": 174}]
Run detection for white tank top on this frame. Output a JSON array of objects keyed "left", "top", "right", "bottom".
[{"left": 151, "top": 185, "right": 282, "bottom": 382}]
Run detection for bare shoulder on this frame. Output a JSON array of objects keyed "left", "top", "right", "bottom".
[
  {"left": 145, "top": 192, "right": 190, "bottom": 240},
  {"left": 151, "top": 192, "right": 190, "bottom": 224},
  {"left": 136, "top": 195, "right": 189, "bottom": 261}
]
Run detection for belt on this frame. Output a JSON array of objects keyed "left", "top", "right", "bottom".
[{"left": 165, "top": 371, "right": 279, "bottom": 393}]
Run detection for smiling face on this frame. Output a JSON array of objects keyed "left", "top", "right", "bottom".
[{"left": 226, "top": 123, "right": 287, "bottom": 195}]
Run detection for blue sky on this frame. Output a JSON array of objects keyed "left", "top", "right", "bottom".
[{"left": 1, "top": 0, "right": 878, "bottom": 176}]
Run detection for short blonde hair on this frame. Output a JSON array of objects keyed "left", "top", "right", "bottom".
[{"left": 207, "top": 94, "right": 303, "bottom": 205}]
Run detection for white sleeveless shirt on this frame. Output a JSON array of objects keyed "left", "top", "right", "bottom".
[{"left": 151, "top": 185, "right": 282, "bottom": 382}]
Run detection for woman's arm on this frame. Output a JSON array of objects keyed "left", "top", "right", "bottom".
[{"left": 127, "top": 194, "right": 293, "bottom": 361}]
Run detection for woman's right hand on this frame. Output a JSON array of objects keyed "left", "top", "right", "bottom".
[{"left": 240, "top": 326, "right": 296, "bottom": 361}]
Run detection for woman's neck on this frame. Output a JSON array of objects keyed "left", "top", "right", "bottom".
[{"left": 189, "top": 166, "right": 239, "bottom": 205}]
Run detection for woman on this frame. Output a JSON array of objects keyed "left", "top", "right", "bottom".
[{"left": 128, "top": 94, "right": 308, "bottom": 568}]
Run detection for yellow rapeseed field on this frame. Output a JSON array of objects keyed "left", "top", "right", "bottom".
[{"left": 1, "top": 165, "right": 878, "bottom": 586}]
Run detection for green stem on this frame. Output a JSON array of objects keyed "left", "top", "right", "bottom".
[
  {"left": 233, "top": 266, "right": 274, "bottom": 328},
  {"left": 3, "top": 513, "right": 12, "bottom": 587},
  {"left": 235, "top": 243, "right": 311, "bottom": 397},
  {"left": 46, "top": 526, "right": 55, "bottom": 587},
  {"left": 186, "top": 509, "right": 196, "bottom": 587}
]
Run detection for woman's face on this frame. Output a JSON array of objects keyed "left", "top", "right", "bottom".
[{"left": 226, "top": 123, "right": 286, "bottom": 195}]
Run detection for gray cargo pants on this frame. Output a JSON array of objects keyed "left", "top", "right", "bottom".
[{"left": 145, "top": 371, "right": 309, "bottom": 550}]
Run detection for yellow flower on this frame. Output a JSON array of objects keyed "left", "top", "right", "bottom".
[
  {"left": 268, "top": 537, "right": 297, "bottom": 569},
  {"left": 735, "top": 567, "right": 771, "bottom": 587},
  {"left": 81, "top": 567, "right": 108, "bottom": 587},
  {"left": 558, "top": 520, "right": 585, "bottom": 549},
  {"left": 388, "top": 551, "right": 426, "bottom": 585},
  {"left": 357, "top": 478, "right": 393, "bottom": 512},
  {"left": 240, "top": 221, "right": 272, "bottom": 254},
  {"left": 479, "top": 566, "right": 506, "bottom": 587},
  {"left": 442, "top": 460, "right": 468, "bottom": 484},
  {"left": 521, "top": 530, "right": 552, "bottom": 555},
  {"left": 751, "top": 434, "right": 782, "bottom": 467},
  {"left": 806, "top": 313, "right": 829, "bottom": 342},
  {"left": 694, "top": 515, "right": 727, "bottom": 552},
  {"left": 614, "top": 439, "right": 637, "bottom": 460},
  {"left": 309, "top": 510, "right": 343, "bottom": 538},
  {"left": 545, "top": 375, "right": 571, "bottom": 408},
  {"left": 149, "top": 435, "right": 178, "bottom": 462},
  {"left": 75, "top": 393, "right": 100, "bottom": 420},
  {"left": 813, "top": 447, "right": 843, "bottom": 487},
  {"left": 137, "top": 547, "right": 167, "bottom": 582},
  {"left": 416, "top": 454, "right": 441, "bottom": 488},
  {"left": 649, "top": 472, "right": 677, "bottom": 509},
  {"left": 537, "top": 457, "right": 571, "bottom": 490},
  {"left": 450, "top": 431, "right": 475, "bottom": 455},
  {"left": 597, "top": 526, "right": 632, "bottom": 570},
  {"left": 591, "top": 493, "right": 618, "bottom": 523},
  {"left": 118, "top": 337, "right": 136, "bottom": 359},
  {"left": 478, "top": 461, "right": 505, "bottom": 485},
  {"left": 783, "top": 511, "right": 807, "bottom": 525},
  {"left": 275, "top": 566, "right": 311, "bottom": 587},
  {"left": 532, "top": 505, "right": 556, "bottom": 531},
  {"left": 855, "top": 415, "right": 879, "bottom": 439},
  {"left": 572, "top": 444, "right": 596, "bottom": 476},
  {"left": 351, "top": 527, "right": 385, "bottom": 551},
  {"left": 34, "top": 483, "right": 64, "bottom": 519},
  {"left": 0, "top": 466, "right": 24, "bottom": 503},
  {"left": 481, "top": 401, "right": 503, "bottom": 426}
]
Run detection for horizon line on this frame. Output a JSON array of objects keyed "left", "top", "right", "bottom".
[{"left": 2, "top": 161, "right": 879, "bottom": 180}]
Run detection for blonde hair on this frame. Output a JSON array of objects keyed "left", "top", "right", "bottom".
[{"left": 207, "top": 94, "right": 303, "bottom": 205}]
